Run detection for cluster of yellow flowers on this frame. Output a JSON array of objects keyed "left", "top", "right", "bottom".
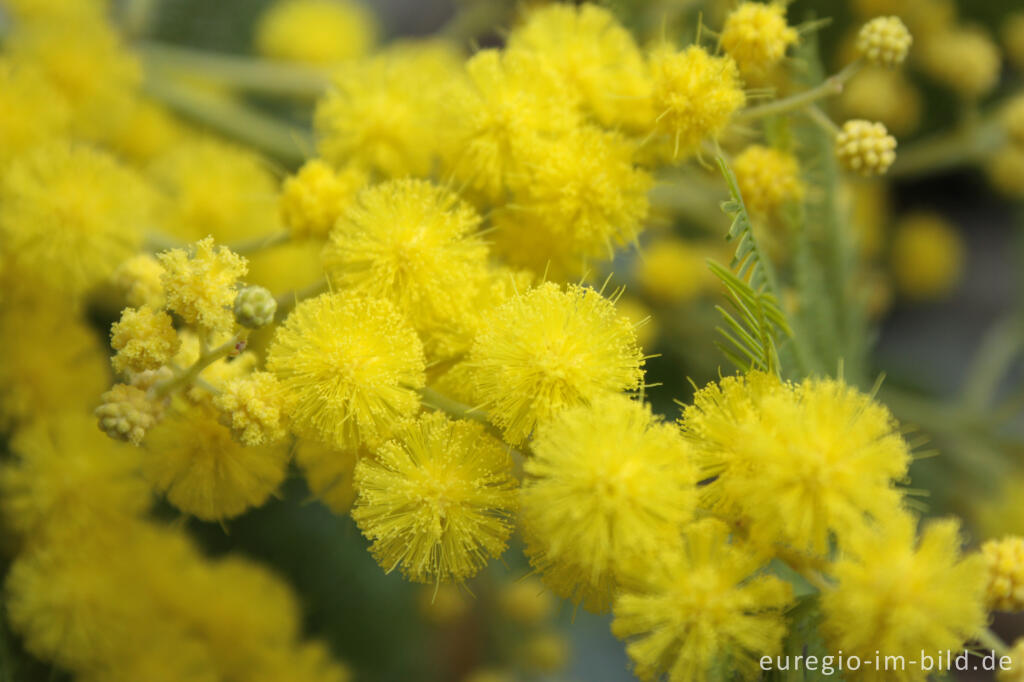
[{"left": 1, "top": 0, "right": 1023, "bottom": 679}]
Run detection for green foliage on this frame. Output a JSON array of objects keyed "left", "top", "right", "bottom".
[{"left": 708, "top": 156, "right": 792, "bottom": 375}]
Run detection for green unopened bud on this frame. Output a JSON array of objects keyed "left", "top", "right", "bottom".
[{"left": 233, "top": 285, "right": 277, "bottom": 328}]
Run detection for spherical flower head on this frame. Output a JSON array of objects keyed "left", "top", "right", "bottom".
[
  {"left": 0, "top": 295, "right": 109, "bottom": 428},
  {"left": 612, "top": 518, "right": 793, "bottom": 681},
  {"left": 148, "top": 137, "right": 280, "bottom": 242},
  {"left": 836, "top": 119, "right": 897, "bottom": 176},
  {"left": 498, "top": 577, "right": 555, "bottom": 626},
  {"left": 857, "top": 16, "right": 913, "bottom": 66},
  {"left": 1002, "top": 96, "right": 1024, "bottom": 147},
  {"left": 255, "top": 0, "right": 378, "bottom": 65},
  {"left": 0, "top": 142, "right": 154, "bottom": 296},
  {"left": 521, "top": 632, "right": 570, "bottom": 673},
  {"left": 113, "top": 254, "right": 166, "bottom": 308},
  {"left": 506, "top": 125, "right": 652, "bottom": 265},
  {"left": 649, "top": 45, "right": 746, "bottom": 158},
  {"left": 890, "top": 212, "right": 964, "bottom": 300},
  {"left": 733, "top": 144, "right": 805, "bottom": 216},
  {"left": 468, "top": 282, "right": 645, "bottom": 445},
  {"left": 280, "top": 159, "right": 367, "bottom": 240},
  {"left": 266, "top": 293, "right": 426, "bottom": 450},
  {"left": 918, "top": 26, "right": 1000, "bottom": 99},
  {"left": 0, "top": 59, "right": 70, "bottom": 166},
  {"left": 636, "top": 238, "right": 714, "bottom": 304},
  {"left": 110, "top": 306, "right": 179, "bottom": 375},
  {"left": 982, "top": 536, "right": 1024, "bottom": 612},
  {"left": 720, "top": 2, "right": 798, "bottom": 77},
  {"left": 507, "top": 3, "right": 653, "bottom": 131},
  {"left": 233, "top": 285, "right": 278, "bottom": 329},
  {"left": 522, "top": 395, "right": 698, "bottom": 612},
  {"left": 4, "top": 543, "right": 145, "bottom": 671},
  {"left": 96, "top": 383, "right": 165, "bottom": 446},
  {"left": 0, "top": 414, "right": 149, "bottom": 543},
  {"left": 840, "top": 66, "right": 922, "bottom": 136},
  {"left": 314, "top": 53, "right": 440, "bottom": 178},
  {"left": 352, "top": 412, "right": 519, "bottom": 583},
  {"left": 6, "top": 16, "right": 140, "bottom": 138},
  {"left": 682, "top": 372, "right": 911, "bottom": 556},
  {"left": 322, "top": 179, "right": 488, "bottom": 358},
  {"left": 441, "top": 48, "right": 581, "bottom": 201},
  {"left": 158, "top": 237, "right": 248, "bottom": 334},
  {"left": 213, "top": 371, "right": 288, "bottom": 446},
  {"left": 821, "top": 513, "right": 986, "bottom": 680},
  {"left": 144, "top": 400, "right": 290, "bottom": 521},
  {"left": 293, "top": 439, "right": 358, "bottom": 513}
]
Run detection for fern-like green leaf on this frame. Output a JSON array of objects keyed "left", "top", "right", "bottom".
[{"left": 708, "top": 156, "right": 792, "bottom": 375}]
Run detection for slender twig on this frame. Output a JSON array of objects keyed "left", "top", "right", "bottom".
[
  {"left": 141, "top": 76, "right": 312, "bottom": 165},
  {"left": 736, "top": 60, "right": 861, "bottom": 122},
  {"left": 154, "top": 330, "right": 249, "bottom": 398},
  {"left": 138, "top": 42, "right": 331, "bottom": 97},
  {"left": 227, "top": 230, "right": 291, "bottom": 256}
]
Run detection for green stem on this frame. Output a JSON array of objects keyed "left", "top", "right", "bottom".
[
  {"left": 138, "top": 42, "right": 331, "bottom": 98},
  {"left": 805, "top": 104, "right": 841, "bottom": 137},
  {"left": 889, "top": 118, "right": 1005, "bottom": 178},
  {"left": 141, "top": 75, "right": 312, "bottom": 165},
  {"left": 962, "top": 316, "right": 1024, "bottom": 412},
  {"left": 420, "top": 387, "right": 488, "bottom": 425},
  {"left": 155, "top": 331, "right": 248, "bottom": 398},
  {"left": 227, "top": 230, "right": 291, "bottom": 256},
  {"left": 737, "top": 60, "right": 861, "bottom": 123},
  {"left": 977, "top": 627, "right": 1010, "bottom": 657}
]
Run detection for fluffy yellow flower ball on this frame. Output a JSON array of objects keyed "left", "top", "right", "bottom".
[
  {"left": 982, "top": 536, "right": 1024, "bottom": 612},
  {"left": 612, "top": 518, "right": 793, "bottom": 681},
  {"left": 322, "top": 179, "right": 488, "bottom": 357},
  {"left": 148, "top": 138, "right": 280, "bottom": 242},
  {"left": 522, "top": 395, "right": 698, "bottom": 612},
  {"left": 279, "top": 159, "right": 367, "bottom": 240},
  {"left": 144, "top": 400, "right": 290, "bottom": 521},
  {"left": 720, "top": 2, "right": 798, "bottom": 77},
  {"left": 158, "top": 237, "right": 248, "bottom": 334},
  {"left": 636, "top": 238, "right": 714, "bottom": 304},
  {"left": 733, "top": 144, "right": 805, "bottom": 216},
  {"left": 315, "top": 50, "right": 452, "bottom": 178},
  {"left": 918, "top": 26, "right": 1001, "bottom": 99},
  {"left": 890, "top": 212, "right": 964, "bottom": 300},
  {"left": 442, "top": 48, "right": 580, "bottom": 201},
  {"left": 836, "top": 119, "right": 897, "bottom": 176},
  {"left": 0, "top": 142, "right": 154, "bottom": 296},
  {"left": 254, "top": 0, "right": 377, "bottom": 65},
  {"left": 649, "top": 45, "right": 746, "bottom": 158},
  {"left": 506, "top": 125, "right": 652, "bottom": 266},
  {"left": 0, "top": 59, "right": 70, "bottom": 166},
  {"left": 0, "top": 414, "right": 150, "bottom": 544},
  {"left": 468, "top": 282, "right": 645, "bottom": 445},
  {"left": 110, "top": 307, "right": 179, "bottom": 375},
  {"left": 266, "top": 293, "right": 426, "bottom": 450},
  {"left": 857, "top": 16, "right": 913, "bottom": 67},
  {"left": 840, "top": 66, "right": 922, "bottom": 136},
  {"left": 821, "top": 513, "right": 986, "bottom": 682},
  {"left": 507, "top": 3, "right": 652, "bottom": 131},
  {"left": 682, "top": 371, "right": 911, "bottom": 555},
  {"left": 0, "top": 296, "right": 109, "bottom": 428},
  {"left": 352, "top": 412, "right": 519, "bottom": 583}
]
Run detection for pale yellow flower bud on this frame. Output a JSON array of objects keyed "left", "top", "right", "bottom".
[
  {"left": 836, "top": 119, "right": 897, "bottom": 176},
  {"left": 95, "top": 383, "right": 163, "bottom": 446},
  {"left": 857, "top": 16, "right": 913, "bottom": 66}
]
